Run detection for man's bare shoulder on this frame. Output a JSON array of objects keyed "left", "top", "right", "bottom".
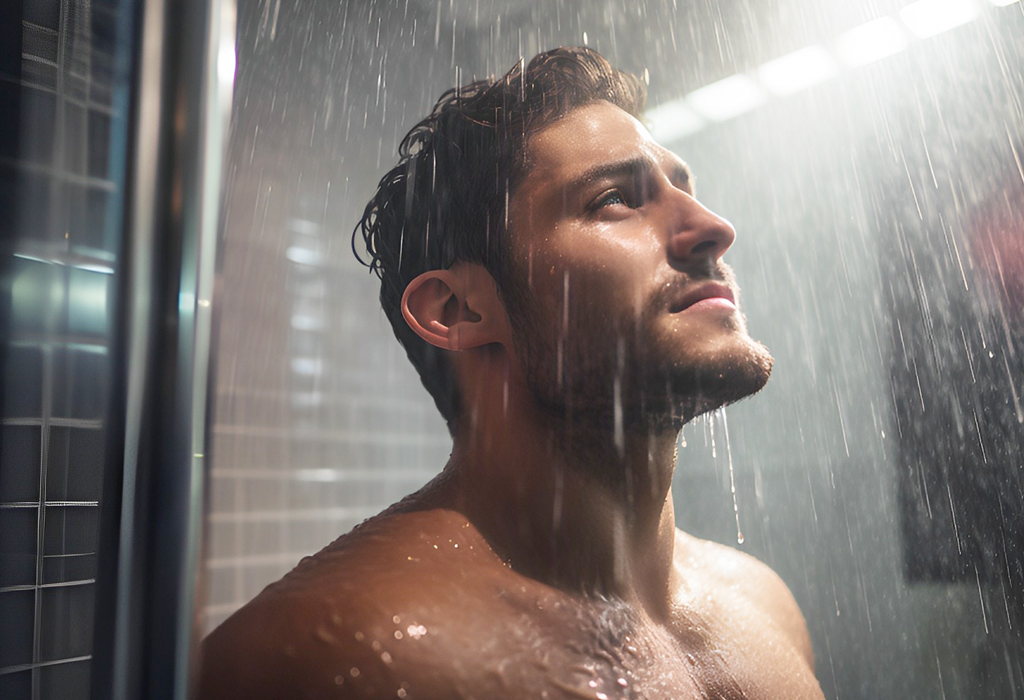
[
  {"left": 197, "top": 508, "right": 515, "bottom": 700},
  {"left": 672, "top": 529, "right": 815, "bottom": 668}
]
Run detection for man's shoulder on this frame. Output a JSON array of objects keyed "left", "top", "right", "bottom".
[
  {"left": 197, "top": 508, "right": 512, "bottom": 699},
  {"left": 672, "top": 529, "right": 815, "bottom": 667}
]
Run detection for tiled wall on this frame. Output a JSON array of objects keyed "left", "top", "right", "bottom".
[
  {"left": 202, "top": 178, "right": 452, "bottom": 630},
  {"left": 1, "top": 1, "right": 128, "bottom": 697}
]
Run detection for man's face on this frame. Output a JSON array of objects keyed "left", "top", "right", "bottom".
[{"left": 504, "top": 100, "right": 772, "bottom": 428}]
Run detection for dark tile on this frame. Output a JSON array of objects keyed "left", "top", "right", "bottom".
[
  {"left": 23, "top": 0, "right": 60, "bottom": 30},
  {"left": 0, "top": 670, "right": 31, "bottom": 698},
  {"left": 43, "top": 505, "right": 97, "bottom": 556},
  {"left": 86, "top": 110, "right": 111, "bottom": 180},
  {"left": 38, "top": 584, "right": 94, "bottom": 662},
  {"left": 46, "top": 425, "right": 70, "bottom": 501},
  {"left": 1, "top": 425, "right": 42, "bottom": 502},
  {"left": 20, "top": 86, "right": 57, "bottom": 166},
  {"left": 0, "top": 507, "right": 38, "bottom": 587},
  {"left": 2, "top": 345, "right": 43, "bottom": 418},
  {"left": 65, "top": 429, "right": 104, "bottom": 502},
  {"left": 42, "top": 553, "right": 96, "bottom": 585},
  {"left": 38, "top": 658, "right": 91, "bottom": 700},
  {"left": 0, "top": 589, "right": 35, "bottom": 667}
]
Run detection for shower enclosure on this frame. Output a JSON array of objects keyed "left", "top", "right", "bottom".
[
  {"left": 1, "top": 0, "right": 1021, "bottom": 699},
  {"left": 201, "top": 2, "right": 1023, "bottom": 698}
]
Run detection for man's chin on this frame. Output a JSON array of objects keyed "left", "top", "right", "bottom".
[{"left": 659, "top": 339, "right": 774, "bottom": 425}]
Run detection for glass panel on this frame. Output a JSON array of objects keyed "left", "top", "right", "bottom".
[{"left": 203, "top": 2, "right": 1024, "bottom": 699}]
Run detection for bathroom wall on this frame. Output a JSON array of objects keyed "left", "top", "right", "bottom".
[
  {"left": 1, "top": 1, "right": 132, "bottom": 697},
  {"left": 201, "top": 2, "right": 454, "bottom": 631}
]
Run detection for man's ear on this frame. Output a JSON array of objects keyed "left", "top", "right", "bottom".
[{"left": 401, "top": 262, "right": 511, "bottom": 351}]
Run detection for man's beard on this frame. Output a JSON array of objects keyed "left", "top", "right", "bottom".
[{"left": 500, "top": 265, "right": 774, "bottom": 437}]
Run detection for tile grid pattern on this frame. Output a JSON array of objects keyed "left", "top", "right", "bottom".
[
  {"left": 0, "top": 1, "right": 123, "bottom": 698},
  {"left": 202, "top": 179, "right": 452, "bottom": 633}
]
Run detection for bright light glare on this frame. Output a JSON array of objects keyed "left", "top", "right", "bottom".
[
  {"left": 218, "top": 44, "right": 236, "bottom": 86},
  {"left": 756, "top": 46, "right": 839, "bottom": 96},
  {"left": 835, "top": 17, "right": 909, "bottom": 67},
  {"left": 290, "top": 357, "right": 322, "bottom": 375},
  {"left": 285, "top": 246, "right": 320, "bottom": 265},
  {"left": 686, "top": 75, "right": 767, "bottom": 122},
  {"left": 989, "top": 0, "right": 1020, "bottom": 5},
  {"left": 291, "top": 314, "right": 324, "bottom": 331},
  {"left": 645, "top": 100, "right": 706, "bottom": 143},
  {"left": 900, "top": 0, "right": 980, "bottom": 38},
  {"left": 296, "top": 468, "right": 338, "bottom": 482}
]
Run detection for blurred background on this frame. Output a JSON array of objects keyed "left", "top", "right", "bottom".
[{"left": 1, "top": 0, "right": 1022, "bottom": 698}]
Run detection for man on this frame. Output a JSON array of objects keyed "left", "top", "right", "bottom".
[{"left": 199, "top": 47, "right": 823, "bottom": 699}]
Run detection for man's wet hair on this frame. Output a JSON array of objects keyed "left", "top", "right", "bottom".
[{"left": 353, "top": 46, "right": 646, "bottom": 432}]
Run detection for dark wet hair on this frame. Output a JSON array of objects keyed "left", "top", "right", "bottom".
[{"left": 353, "top": 47, "right": 646, "bottom": 432}]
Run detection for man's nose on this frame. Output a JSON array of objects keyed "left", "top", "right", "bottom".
[{"left": 667, "top": 192, "right": 736, "bottom": 263}]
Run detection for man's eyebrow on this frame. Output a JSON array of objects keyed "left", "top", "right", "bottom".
[
  {"left": 564, "top": 156, "right": 694, "bottom": 194},
  {"left": 565, "top": 156, "right": 651, "bottom": 193}
]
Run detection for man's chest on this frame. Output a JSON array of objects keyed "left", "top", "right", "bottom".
[{"left": 456, "top": 592, "right": 824, "bottom": 700}]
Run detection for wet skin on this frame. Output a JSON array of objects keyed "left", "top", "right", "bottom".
[{"left": 198, "top": 102, "right": 823, "bottom": 700}]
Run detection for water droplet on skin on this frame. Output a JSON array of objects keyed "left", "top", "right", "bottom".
[
  {"left": 371, "top": 640, "right": 382, "bottom": 652},
  {"left": 354, "top": 631, "right": 365, "bottom": 641},
  {"left": 596, "top": 693, "right": 609, "bottom": 700},
  {"left": 392, "top": 615, "right": 401, "bottom": 624},
  {"left": 381, "top": 651, "right": 393, "bottom": 664},
  {"left": 334, "top": 675, "right": 344, "bottom": 686},
  {"left": 394, "top": 630, "right": 403, "bottom": 639},
  {"left": 397, "top": 689, "right": 407, "bottom": 698},
  {"left": 618, "top": 678, "right": 628, "bottom": 687},
  {"left": 588, "top": 680, "right": 598, "bottom": 688},
  {"left": 315, "top": 627, "right": 337, "bottom": 644},
  {"left": 350, "top": 667, "right": 361, "bottom": 678}
]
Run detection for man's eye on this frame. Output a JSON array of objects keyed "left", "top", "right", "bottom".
[{"left": 594, "top": 190, "right": 629, "bottom": 209}]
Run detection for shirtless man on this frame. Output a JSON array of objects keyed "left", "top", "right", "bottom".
[{"left": 198, "top": 47, "right": 824, "bottom": 699}]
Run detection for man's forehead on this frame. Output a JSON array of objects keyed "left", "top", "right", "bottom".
[{"left": 525, "top": 101, "right": 687, "bottom": 183}]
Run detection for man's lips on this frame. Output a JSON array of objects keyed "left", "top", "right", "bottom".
[{"left": 669, "top": 282, "right": 737, "bottom": 313}]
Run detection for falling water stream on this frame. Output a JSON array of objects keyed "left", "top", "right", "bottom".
[{"left": 719, "top": 410, "right": 745, "bottom": 545}]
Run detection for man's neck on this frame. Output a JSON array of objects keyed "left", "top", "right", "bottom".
[{"left": 430, "top": 382, "right": 682, "bottom": 620}]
